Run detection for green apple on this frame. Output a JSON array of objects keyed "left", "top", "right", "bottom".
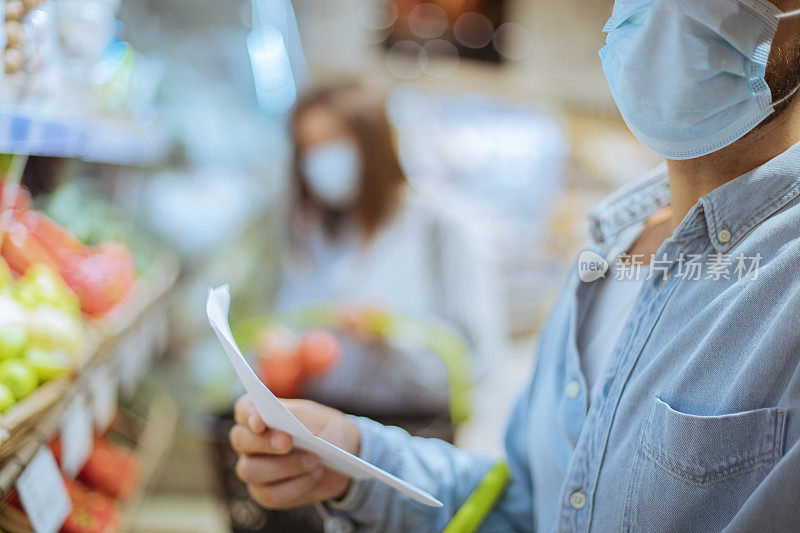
[
  {"left": 0, "top": 360, "right": 38, "bottom": 400},
  {"left": 0, "top": 259, "right": 13, "bottom": 295},
  {"left": 0, "top": 295, "right": 28, "bottom": 359},
  {"left": 0, "top": 324, "right": 27, "bottom": 360},
  {"left": 24, "top": 348, "right": 71, "bottom": 382},
  {"left": 15, "top": 264, "right": 80, "bottom": 315},
  {"left": 27, "top": 305, "right": 85, "bottom": 355},
  {"left": 0, "top": 383, "right": 15, "bottom": 412}
]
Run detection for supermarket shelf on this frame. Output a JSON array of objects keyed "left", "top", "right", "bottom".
[
  {"left": 0, "top": 107, "right": 169, "bottom": 166},
  {"left": 120, "top": 394, "right": 179, "bottom": 532},
  {"left": 0, "top": 394, "right": 178, "bottom": 533},
  {"left": 0, "top": 251, "right": 180, "bottom": 497}
]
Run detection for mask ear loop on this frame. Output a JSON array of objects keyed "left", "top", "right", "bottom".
[
  {"left": 770, "top": 9, "right": 800, "bottom": 106},
  {"left": 776, "top": 8, "right": 800, "bottom": 19},
  {"left": 772, "top": 82, "right": 800, "bottom": 107}
]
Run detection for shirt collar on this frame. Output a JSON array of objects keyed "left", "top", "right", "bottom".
[
  {"left": 588, "top": 141, "right": 800, "bottom": 252},
  {"left": 588, "top": 163, "right": 670, "bottom": 246},
  {"left": 701, "top": 142, "right": 800, "bottom": 252}
]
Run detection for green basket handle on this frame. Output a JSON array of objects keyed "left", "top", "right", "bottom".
[{"left": 443, "top": 460, "right": 510, "bottom": 533}]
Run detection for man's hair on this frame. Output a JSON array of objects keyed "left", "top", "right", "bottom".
[{"left": 759, "top": 33, "right": 800, "bottom": 126}]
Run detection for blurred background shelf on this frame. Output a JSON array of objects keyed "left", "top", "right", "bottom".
[{"left": 0, "top": 108, "right": 169, "bottom": 166}]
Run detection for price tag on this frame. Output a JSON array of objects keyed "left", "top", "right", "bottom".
[
  {"left": 60, "top": 393, "right": 93, "bottom": 478},
  {"left": 153, "top": 310, "right": 170, "bottom": 354},
  {"left": 119, "top": 323, "right": 156, "bottom": 398},
  {"left": 16, "top": 447, "right": 71, "bottom": 533},
  {"left": 118, "top": 334, "right": 139, "bottom": 399},
  {"left": 90, "top": 365, "right": 118, "bottom": 434}
]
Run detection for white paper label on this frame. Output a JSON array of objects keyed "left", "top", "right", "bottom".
[
  {"left": 90, "top": 366, "right": 118, "bottom": 434},
  {"left": 119, "top": 328, "right": 150, "bottom": 398},
  {"left": 17, "top": 447, "right": 71, "bottom": 533},
  {"left": 60, "top": 393, "right": 93, "bottom": 478}
]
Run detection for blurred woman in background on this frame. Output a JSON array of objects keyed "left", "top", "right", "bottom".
[{"left": 272, "top": 81, "right": 503, "bottom": 426}]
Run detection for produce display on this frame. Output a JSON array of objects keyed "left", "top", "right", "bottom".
[
  {"left": 60, "top": 477, "right": 122, "bottom": 533},
  {"left": 78, "top": 436, "right": 141, "bottom": 502},
  {"left": 51, "top": 434, "right": 142, "bottom": 504},
  {"left": 0, "top": 179, "right": 138, "bottom": 412},
  {"left": 43, "top": 178, "right": 159, "bottom": 275},
  {"left": 1, "top": 430, "right": 143, "bottom": 533},
  {"left": 5, "top": 207, "right": 137, "bottom": 316},
  {"left": 0, "top": 257, "right": 84, "bottom": 409},
  {"left": 254, "top": 325, "right": 340, "bottom": 398},
  {"left": 3, "top": 0, "right": 43, "bottom": 78},
  {"left": 0, "top": 2, "right": 169, "bottom": 531}
]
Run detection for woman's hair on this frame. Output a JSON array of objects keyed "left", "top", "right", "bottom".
[{"left": 291, "top": 81, "right": 407, "bottom": 240}]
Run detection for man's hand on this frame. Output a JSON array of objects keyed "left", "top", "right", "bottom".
[{"left": 229, "top": 395, "right": 360, "bottom": 509}]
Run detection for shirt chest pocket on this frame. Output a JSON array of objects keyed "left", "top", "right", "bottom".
[{"left": 622, "top": 397, "right": 787, "bottom": 533}]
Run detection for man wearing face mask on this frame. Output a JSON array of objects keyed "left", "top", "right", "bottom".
[{"left": 229, "top": 1, "right": 800, "bottom": 531}]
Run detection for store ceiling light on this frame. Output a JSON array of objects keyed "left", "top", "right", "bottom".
[
  {"left": 357, "top": 0, "right": 398, "bottom": 31},
  {"left": 247, "top": 26, "right": 296, "bottom": 114},
  {"left": 386, "top": 40, "right": 424, "bottom": 80},
  {"left": 493, "top": 22, "right": 533, "bottom": 61},
  {"left": 453, "top": 12, "right": 494, "bottom": 49},
  {"left": 421, "top": 40, "right": 460, "bottom": 78},
  {"left": 408, "top": 2, "right": 449, "bottom": 40}
]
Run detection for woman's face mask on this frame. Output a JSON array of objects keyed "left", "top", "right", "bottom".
[
  {"left": 599, "top": 0, "right": 800, "bottom": 160},
  {"left": 301, "top": 141, "right": 362, "bottom": 208}
]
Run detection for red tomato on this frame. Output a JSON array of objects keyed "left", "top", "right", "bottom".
[
  {"left": 20, "top": 211, "right": 83, "bottom": 264},
  {"left": 257, "top": 353, "right": 304, "bottom": 398},
  {"left": 0, "top": 221, "right": 60, "bottom": 273},
  {"left": 79, "top": 437, "right": 140, "bottom": 502},
  {"left": 61, "top": 478, "right": 120, "bottom": 533},
  {"left": 59, "top": 242, "right": 137, "bottom": 316},
  {"left": 0, "top": 181, "right": 31, "bottom": 211},
  {"left": 297, "top": 330, "right": 340, "bottom": 376}
]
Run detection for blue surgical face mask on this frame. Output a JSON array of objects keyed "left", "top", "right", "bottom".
[
  {"left": 599, "top": 0, "right": 800, "bottom": 160},
  {"left": 301, "top": 141, "right": 362, "bottom": 208}
]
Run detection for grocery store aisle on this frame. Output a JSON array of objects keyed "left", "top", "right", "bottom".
[
  {"left": 455, "top": 335, "right": 538, "bottom": 458},
  {"left": 130, "top": 494, "right": 229, "bottom": 533}
]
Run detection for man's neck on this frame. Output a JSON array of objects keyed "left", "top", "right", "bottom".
[{"left": 666, "top": 101, "right": 800, "bottom": 231}]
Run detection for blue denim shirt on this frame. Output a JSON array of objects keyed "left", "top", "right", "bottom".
[{"left": 329, "top": 142, "right": 800, "bottom": 532}]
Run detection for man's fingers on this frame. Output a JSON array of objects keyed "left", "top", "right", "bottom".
[
  {"left": 235, "top": 452, "right": 319, "bottom": 485},
  {"left": 230, "top": 425, "right": 293, "bottom": 455},
  {"left": 234, "top": 396, "right": 253, "bottom": 426},
  {"left": 234, "top": 396, "right": 267, "bottom": 433},
  {"left": 246, "top": 468, "right": 325, "bottom": 509}
]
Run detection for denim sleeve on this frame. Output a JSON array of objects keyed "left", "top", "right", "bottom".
[
  {"left": 328, "top": 416, "right": 493, "bottom": 531},
  {"left": 722, "top": 430, "right": 800, "bottom": 532},
  {"left": 329, "top": 383, "right": 537, "bottom": 532}
]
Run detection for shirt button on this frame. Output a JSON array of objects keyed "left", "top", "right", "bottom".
[
  {"left": 569, "top": 490, "right": 587, "bottom": 510},
  {"left": 717, "top": 228, "right": 731, "bottom": 243},
  {"left": 566, "top": 380, "right": 581, "bottom": 399}
]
